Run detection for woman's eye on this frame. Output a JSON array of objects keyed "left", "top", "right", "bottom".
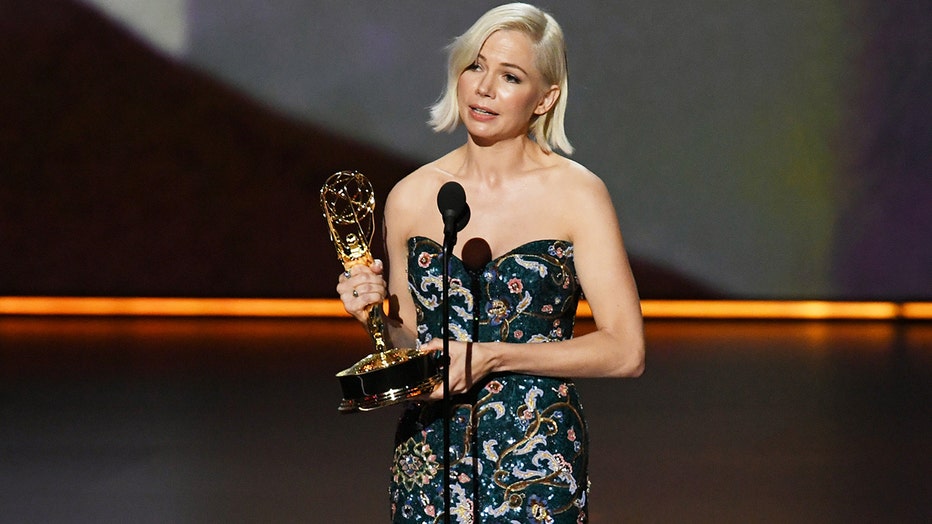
[
  {"left": 504, "top": 74, "right": 520, "bottom": 83},
  {"left": 466, "top": 63, "right": 481, "bottom": 71}
]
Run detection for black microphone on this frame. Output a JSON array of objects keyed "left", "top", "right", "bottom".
[
  {"left": 437, "top": 181, "right": 470, "bottom": 238},
  {"left": 435, "top": 180, "right": 469, "bottom": 524}
]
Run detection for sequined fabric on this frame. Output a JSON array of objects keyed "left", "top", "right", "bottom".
[{"left": 390, "top": 236, "right": 589, "bottom": 523}]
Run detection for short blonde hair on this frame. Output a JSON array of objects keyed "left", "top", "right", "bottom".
[{"left": 429, "top": 3, "right": 573, "bottom": 155}]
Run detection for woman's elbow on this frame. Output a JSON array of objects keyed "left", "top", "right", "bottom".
[
  {"left": 625, "top": 353, "right": 645, "bottom": 377},
  {"left": 613, "top": 334, "right": 645, "bottom": 378}
]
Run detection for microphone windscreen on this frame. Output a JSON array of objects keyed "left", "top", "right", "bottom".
[{"left": 437, "top": 181, "right": 467, "bottom": 218}]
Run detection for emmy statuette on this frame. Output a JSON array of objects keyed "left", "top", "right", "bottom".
[{"left": 320, "top": 170, "right": 441, "bottom": 413}]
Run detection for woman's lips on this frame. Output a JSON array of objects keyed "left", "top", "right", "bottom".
[{"left": 469, "top": 105, "right": 498, "bottom": 119}]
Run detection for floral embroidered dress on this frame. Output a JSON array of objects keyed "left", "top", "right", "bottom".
[{"left": 390, "top": 236, "right": 589, "bottom": 524}]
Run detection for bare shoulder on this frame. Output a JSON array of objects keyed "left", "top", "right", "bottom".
[
  {"left": 387, "top": 159, "right": 448, "bottom": 208},
  {"left": 384, "top": 151, "right": 462, "bottom": 236},
  {"left": 389, "top": 150, "right": 460, "bottom": 200},
  {"left": 546, "top": 156, "right": 613, "bottom": 205},
  {"left": 541, "top": 157, "right": 622, "bottom": 246},
  {"left": 387, "top": 166, "right": 432, "bottom": 203}
]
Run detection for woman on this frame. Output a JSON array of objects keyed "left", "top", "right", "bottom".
[{"left": 338, "top": 3, "right": 644, "bottom": 522}]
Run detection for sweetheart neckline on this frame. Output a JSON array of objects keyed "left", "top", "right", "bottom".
[{"left": 408, "top": 235, "right": 573, "bottom": 265}]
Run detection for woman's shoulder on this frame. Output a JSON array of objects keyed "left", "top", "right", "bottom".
[
  {"left": 385, "top": 151, "right": 463, "bottom": 224},
  {"left": 390, "top": 149, "right": 464, "bottom": 198},
  {"left": 544, "top": 155, "right": 608, "bottom": 195}
]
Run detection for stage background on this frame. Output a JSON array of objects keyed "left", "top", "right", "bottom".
[{"left": 1, "top": 0, "right": 929, "bottom": 300}]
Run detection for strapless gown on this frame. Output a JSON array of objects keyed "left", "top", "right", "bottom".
[{"left": 389, "top": 236, "right": 589, "bottom": 523}]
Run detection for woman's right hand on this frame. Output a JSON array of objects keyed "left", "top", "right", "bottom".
[{"left": 336, "top": 259, "right": 387, "bottom": 324}]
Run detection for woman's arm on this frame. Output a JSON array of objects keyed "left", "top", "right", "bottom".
[
  {"left": 422, "top": 168, "right": 644, "bottom": 397},
  {"left": 378, "top": 178, "right": 423, "bottom": 350},
  {"left": 336, "top": 173, "right": 423, "bottom": 351}
]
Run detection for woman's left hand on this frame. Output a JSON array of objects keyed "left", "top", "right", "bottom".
[{"left": 420, "top": 338, "right": 499, "bottom": 399}]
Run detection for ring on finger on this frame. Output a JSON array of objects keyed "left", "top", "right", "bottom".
[
  {"left": 343, "top": 270, "right": 352, "bottom": 279},
  {"left": 352, "top": 289, "right": 359, "bottom": 298}
]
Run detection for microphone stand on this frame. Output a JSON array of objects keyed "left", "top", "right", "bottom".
[
  {"left": 436, "top": 181, "right": 467, "bottom": 524},
  {"left": 441, "top": 226, "right": 454, "bottom": 524}
]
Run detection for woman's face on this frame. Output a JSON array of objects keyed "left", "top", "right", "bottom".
[{"left": 456, "top": 30, "right": 558, "bottom": 146}]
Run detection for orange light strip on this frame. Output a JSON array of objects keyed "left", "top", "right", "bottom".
[
  {"left": 902, "top": 302, "right": 932, "bottom": 319},
  {"left": 1, "top": 297, "right": 930, "bottom": 320},
  {"left": 639, "top": 300, "right": 904, "bottom": 320},
  {"left": 0, "top": 296, "right": 345, "bottom": 318}
]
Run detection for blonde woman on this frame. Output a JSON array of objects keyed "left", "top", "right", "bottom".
[{"left": 338, "top": 3, "right": 644, "bottom": 522}]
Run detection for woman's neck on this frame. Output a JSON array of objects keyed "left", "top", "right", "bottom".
[{"left": 457, "top": 135, "right": 551, "bottom": 183}]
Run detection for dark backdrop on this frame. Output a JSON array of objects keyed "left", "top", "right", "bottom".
[{"left": 1, "top": 0, "right": 927, "bottom": 300}]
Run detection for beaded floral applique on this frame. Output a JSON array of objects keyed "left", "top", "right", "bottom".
[{"left": 390, "top": 237, "right": 589, "bottom": 523}]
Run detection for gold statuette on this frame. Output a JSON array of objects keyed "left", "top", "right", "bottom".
[{"left": 320, "top": 170, "right": 440, "bottom": 413}]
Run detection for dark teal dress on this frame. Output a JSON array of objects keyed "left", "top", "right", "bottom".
[{"left": 390, "top": 236, "right": 589, "bottom": 523}]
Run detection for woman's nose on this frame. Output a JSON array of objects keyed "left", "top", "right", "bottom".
[{"left": 476, "top": 74, "right": 493, "bottom": 97}]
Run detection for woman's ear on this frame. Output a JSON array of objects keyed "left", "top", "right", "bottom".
[{"left": 534, "top": 85, "right": 560, "bottom": 115}]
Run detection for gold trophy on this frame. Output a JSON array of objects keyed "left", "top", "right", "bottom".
[{"left": 320, "top": 170, "right": 441, "bottom": 413}]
